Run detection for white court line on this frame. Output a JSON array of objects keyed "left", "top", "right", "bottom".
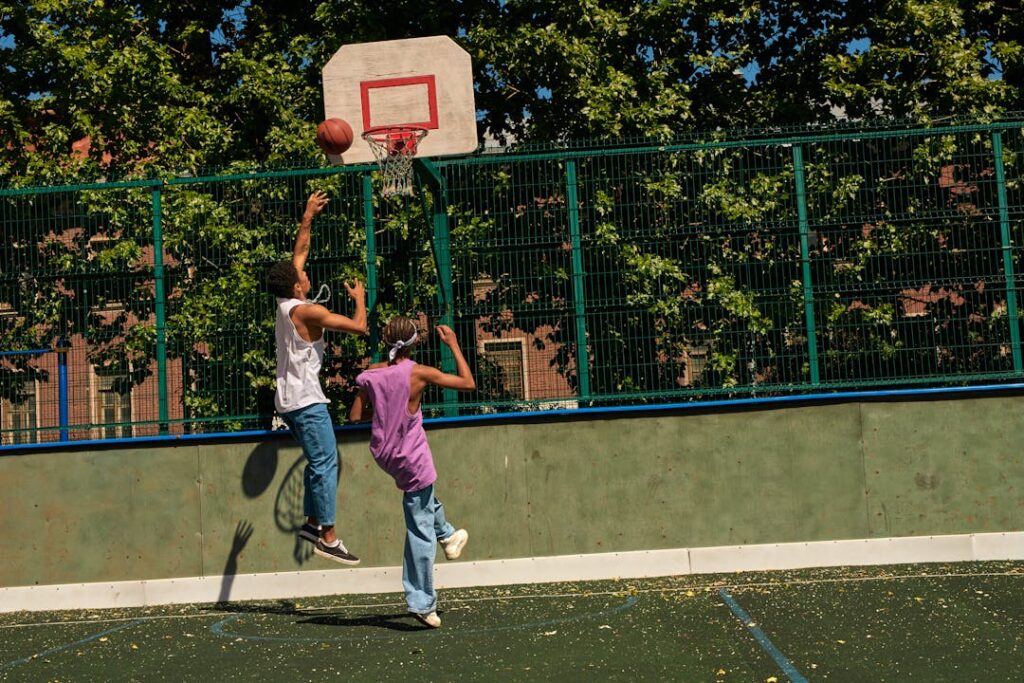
[{"left": 4, "top": 567, "right": 1022, "bottom": 630}]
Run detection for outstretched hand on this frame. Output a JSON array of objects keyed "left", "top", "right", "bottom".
[
  {"left": 304, "top": 191, "right": 329, "bottom": 220},
  {"left": 435, "top": 324, "right": 459, "bottom": 347},
  {"left": 343, "top": 280, "right": 366, "bottom": 301}
]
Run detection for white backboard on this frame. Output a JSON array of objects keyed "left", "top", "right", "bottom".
[{"left": 321, "top": 35, "right": 478, "bottom": 165}]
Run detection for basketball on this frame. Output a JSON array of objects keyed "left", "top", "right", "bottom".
[{"left": 315, "top": 118, "right": 354, "bottom": 155}]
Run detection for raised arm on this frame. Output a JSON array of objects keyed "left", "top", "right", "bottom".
[
  {"left": 292, "top": 191, "right": 329, "bottom": 273},
  {"left": 296, "top": 298, "right": 368, "bottom": 336},
  {"left": 419, "top": 325, "right": 476, "bottom": 392},
  {"left": 291, "top": 280, "right": 368, "bottom": 340}
]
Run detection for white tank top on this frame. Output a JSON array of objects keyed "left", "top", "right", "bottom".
[{"left": 274, "top": 298, "right": 329, "bottom": 414}]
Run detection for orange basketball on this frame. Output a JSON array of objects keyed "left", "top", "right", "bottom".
[{"left": 315, "top": 118, "right": 354, "bottom": 155}]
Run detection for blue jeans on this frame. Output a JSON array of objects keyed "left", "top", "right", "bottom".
[
  {"left": 402, "top": 485, "right": 455, "bottom": 614},
  {"left": 281, "top": 403, "right": 338, "bottom": 527}
]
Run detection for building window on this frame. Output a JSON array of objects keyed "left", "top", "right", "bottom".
[
  {"left": 93, "top": 370, "right": 133, "bottom": 439},
  {"left": 684, "top": 344, "right": 709, "bottom": 386},
  {"left": 1, "top": 378, "right": 38, "bottom": 445},
  {"left": 479, "top": 338, "right": 529, "bottom": 401},
  {"left": 472, "top": 277, "right": 497, "bottom": 303},
  {"left": 87, "top": 234, "right": 113, "bottom": 260}
]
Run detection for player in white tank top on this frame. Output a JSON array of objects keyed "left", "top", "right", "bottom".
[
  {"left": 266, "top": 191, "right": 368, "bottom": 565},
  {"left": 274, "top": 297, "right": 329, "bottom": 413}
]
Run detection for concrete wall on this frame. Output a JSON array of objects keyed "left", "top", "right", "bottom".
[{"left": 2, "top": 395, "right": 1023, "bottom": 589}]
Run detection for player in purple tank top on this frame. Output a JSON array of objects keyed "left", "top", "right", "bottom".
[{"left": 350, "top": 316, "right": 475, "bottom": 629}]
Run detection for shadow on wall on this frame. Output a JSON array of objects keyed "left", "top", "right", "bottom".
[
  {"left": 217, "top": 441, "right": 345, "bottom": 604},
  {"left": 242, "top": 442, "right": 279, "bottom": 498},
  {"left": 217, "top": 519, "right": 253, "bottom": 604},
  {"left": 276, "top": 455, "right": 316, "bottom": 565},
  {"left": 240, "top": 441, "right": 311, "bottom": 565},
  {"left": 241, "top": 441, "right": 343, "bottom": 568}
]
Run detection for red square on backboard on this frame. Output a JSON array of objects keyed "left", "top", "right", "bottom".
[{"left": 360, "top": 75, "right": 439, "bottom": 131}]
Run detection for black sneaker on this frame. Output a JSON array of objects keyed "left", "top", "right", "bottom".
[
  {"left": 298, "top": 523, "right": 320, "bottom": 544},
  {"left": 314, "top": 539, "right": 360, "bottom": 566}
]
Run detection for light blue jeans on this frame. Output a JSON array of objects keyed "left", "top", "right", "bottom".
[
  {"left": 281, "top": 402, "right": 338, "bottom": 527},
  {"left": 402, "top": 484, "right": 456, "bottom": 614}
]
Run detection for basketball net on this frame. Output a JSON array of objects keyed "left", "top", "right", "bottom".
[{"left": 362, "top": 126, "right": 428, "bottom": 197}]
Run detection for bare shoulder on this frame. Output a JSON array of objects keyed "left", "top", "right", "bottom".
[
  {"left": 411, "top": 363, "right": 443, "bottom": 380},
  {"left": 292, "top": 303, "right": 328, "bottom": 320},
  {"left": 369, "top": 361, "right": 388, "bottom": 370}
]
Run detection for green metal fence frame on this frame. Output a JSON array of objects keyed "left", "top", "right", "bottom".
[{"left": 2, "top": 119, "right": 1023, "bottom": 443}]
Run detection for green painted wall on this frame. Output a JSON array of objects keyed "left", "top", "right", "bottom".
[{"left": 1, "top": 395, "right": 1022, "bottom": 588}]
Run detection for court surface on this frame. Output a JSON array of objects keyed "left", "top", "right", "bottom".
[{"left": 2, "top": 561, "right": 1022, "bottom": 682}]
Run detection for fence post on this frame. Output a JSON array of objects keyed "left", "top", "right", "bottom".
[
  {"left": 565, "top": 160, "right": 592, "bottom": 403},
  {"left": 992, "top": 131, "right": 1023, "bottom": 375},
  {"left": 791, "top": 145, "right": 821, "bottom": 385},
  {"left": 363, "top": 174, "right": 381, "bottom": 363},
  {"left": 414, "top": 159, "right": 457, "bottom": 415},
  {"left": 56, "top": 340, "right": 69, "bottom": 442},
  {"left": 152, "top": 184, "right": 169, "bottom": 434}
]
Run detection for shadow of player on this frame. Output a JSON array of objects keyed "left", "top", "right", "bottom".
[
  {"left": 207, "top": 600, "right": 434, "bottom": 632},
  {"left": 217, "top": 519, "right": 254, "bottom": 604},
  {"left": 296, "top": 613, "right": 430, "bottom": 632}
]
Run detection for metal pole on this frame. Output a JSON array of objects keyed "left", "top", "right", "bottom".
[
  {"left": 792, "top": 145, "right": 821, "bottom": 385},
  {"left": 993, "top": 131, "right": 1023, "bottom": 374},
  {"left": 363, "top": 174, "right": 380, "bottom": 363},
  {"left": 56, "top": 341, "right": 69, "bottom": 441},
  {"left": 414, "top": 159, "right": 457, "bottom": 415},
  {"left": 565, "top": 160, "right": 592, "bottom": 402},
  {"left": 152, "top": 185, "right": 169, "bottom": 434}
]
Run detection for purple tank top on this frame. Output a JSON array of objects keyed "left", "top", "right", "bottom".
[{"left": 355, "top": 359, "right": 436, "bottom": 492}]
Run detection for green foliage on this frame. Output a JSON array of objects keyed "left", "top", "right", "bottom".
[{"left": 1, "top": 1, "right": 1023, "bottom": 436}]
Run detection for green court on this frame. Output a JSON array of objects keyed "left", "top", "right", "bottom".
[{"left": 3, "top": 562, "right": 1022, "bottom": 682}]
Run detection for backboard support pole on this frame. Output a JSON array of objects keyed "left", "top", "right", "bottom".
[{"left": 414, "top": 158, "right": 458, "bottom": 416}]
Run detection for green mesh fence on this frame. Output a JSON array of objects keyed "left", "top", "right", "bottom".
[{"left": 1, "top": 119, "right": 1023, "bottom": 445}]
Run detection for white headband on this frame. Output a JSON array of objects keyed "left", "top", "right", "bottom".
[{"left": 388, "top": 330, "right": 419, "bottom": 361}]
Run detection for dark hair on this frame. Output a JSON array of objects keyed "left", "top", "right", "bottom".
[
  {"left": 382, "top": 316, "right": 419, "bottom": 358},
  {"left": 266, "top": 261, "right": 299, "bottom": 298}
]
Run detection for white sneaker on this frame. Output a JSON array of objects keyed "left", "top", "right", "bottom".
[
  {"left": 411, "top": 611, "right": 441, "bottom": 628},
  {"left": 440, "top": 529, "right": 468, "bottom": 560}
]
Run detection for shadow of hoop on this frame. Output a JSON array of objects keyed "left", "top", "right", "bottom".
[{"left": 273, "top": 453, "right": 342, "bottom": 566}]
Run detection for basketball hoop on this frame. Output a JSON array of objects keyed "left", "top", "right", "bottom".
[{"left": 362, "top": 125, "right": 429, "bottom": 197}]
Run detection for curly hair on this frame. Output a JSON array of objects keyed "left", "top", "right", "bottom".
[
  {"left": 266, "top": 260, "right": 299, "bottom": 299},
  {"left": 382, "top": 316, "right": 420, "bottom": 358}
]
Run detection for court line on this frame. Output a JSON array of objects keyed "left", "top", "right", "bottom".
[
  {"left": 3, "top": 567, "right": 1021, "bottom": 630},
  {"left": 0, "top": 619, "right": 143, "bottom": 672},
  {"left": 719, "top": 589, "right": 808, "bottom": 683}
]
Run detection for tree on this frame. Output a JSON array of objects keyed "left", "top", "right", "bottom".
[{"left": 1, "top": 0, "right": 1023, "bottom": 438}]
